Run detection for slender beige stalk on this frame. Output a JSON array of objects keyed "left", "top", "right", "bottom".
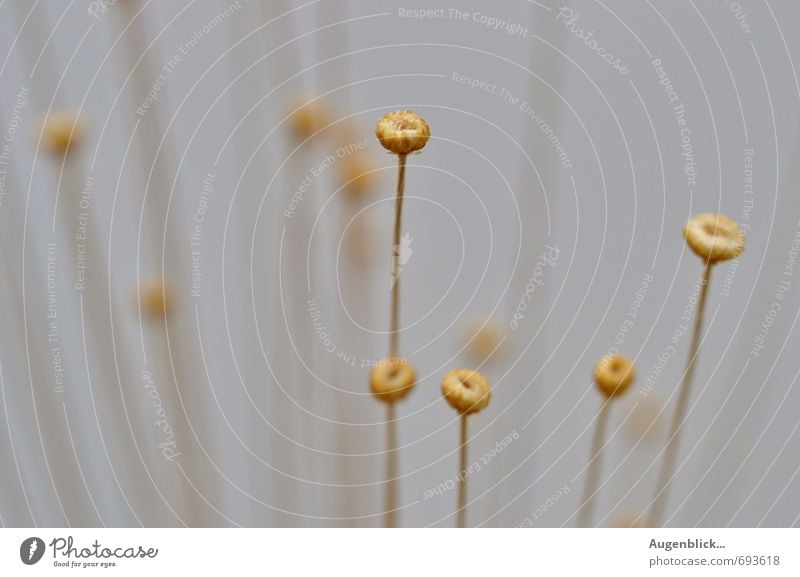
[
  {"left": 384, "top": 401, "right": 398, "bottom": 528},
  {"left": 578, "top": 402, "right": 610, "bottom": 527},
  {"left": 384, "top": 154, "right": 406, "bottom": 528},
  {"left": 389, "top": 153, "right": 407, "bottom": 358},
  {"left": 650, "top": 265, "right": 712, "bottom": 526},
  {"left": 457, "top": 414, "right": 469, "bottom": 528}
]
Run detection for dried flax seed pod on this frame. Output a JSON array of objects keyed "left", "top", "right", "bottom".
[
  {"left": 594, "top": 355, "right": 636, "bottom": 398},
  {"left": 462, "top": 317, "right": 505, "bottom": 364},
  {"left": 441, "top": 369, "right": 491, "bottom": 415},
  {"left": 683, "top": 213, "right": 745, "bottom": 263},
  {"left": 339, "top": 153, "right": 378, "bottom": 197},
  {"left": 139, "top": 279, "right": 172, "bottom": 318},
  {"left": 370, "top": 357, "right": 416, "bottom": 403},
  {"left": 286, "top": 97, "right": 329, "bottom": 139},
  {"left": 375, "top": 110, "right": 430, "bottom": 155},
  {"left": 41, "top": 112, "right": 83, "bottom": 154}
]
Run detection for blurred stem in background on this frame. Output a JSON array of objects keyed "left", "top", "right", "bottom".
[
  {"left": 650, "top": 265, "right": 711, "bottom": 527},
  {"left": 578, "top": 402, "right": 610, "bottom": 528}
]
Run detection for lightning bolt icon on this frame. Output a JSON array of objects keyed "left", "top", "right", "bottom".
[{"left": 391, "top": 233, "right": 413, "bottom": 290}]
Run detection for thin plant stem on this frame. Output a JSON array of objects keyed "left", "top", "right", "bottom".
[
  {"left": 383, "top": 153, "right": 406, "bottom": 528},
  {"left": 650, "top": 265, "right": 712, "bottom": 526},
  {"left": 578, "top": 401, "right": 611, "bottom": 528},
  {"left": 457, "top": 414, "right": 469, "bottom": 528},
  {"left": 389, "top": 153, "right": 407, "bottom": 358},
  {"left": 384, "top": 401, "right": 397, "bottom": 528}
]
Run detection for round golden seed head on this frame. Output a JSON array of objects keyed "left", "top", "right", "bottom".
[
  {"left": 139, "top": 279, "right": 172, "bottom": 318},
  {"left": 286, "top": 98, "right": 329, "bottom": 139},
  {"left": 41, "top": 113, "right": 83, "bottom": 154},
  {"left": 339, "top": 153, "right": 377, "bottom": 197},
  {"left": 441, "top": 369, "right": 491, "bottom": 415},
  {"left": 594, "top": 355, "right": 636, "bottom": 398},
  {"left": 370, "top": 357, "right": 416, "bottom": 402},
  {"left": 375, "top": 110, "right": 430, "bottom": 155},
  {"left": 683, "top": 213, "right": 745, "bottom": 263}
]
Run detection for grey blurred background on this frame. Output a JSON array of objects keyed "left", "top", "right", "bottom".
[{"left": 0, "top": 0, "right": 798, "bottom": 527}]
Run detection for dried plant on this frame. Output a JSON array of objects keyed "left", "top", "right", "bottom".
[
  {"left": 578, "top": 355, "right": 636, "bottom": 527},
  {"left": 369, "top": 110, "right": 430, "bottom": 528},
  {"left": 649, "top": 214, "right": 745, "bottom": 526}
]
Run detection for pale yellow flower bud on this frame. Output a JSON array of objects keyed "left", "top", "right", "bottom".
[{"left": 683, "top": 213, "right": 745, "bottom": 263}]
